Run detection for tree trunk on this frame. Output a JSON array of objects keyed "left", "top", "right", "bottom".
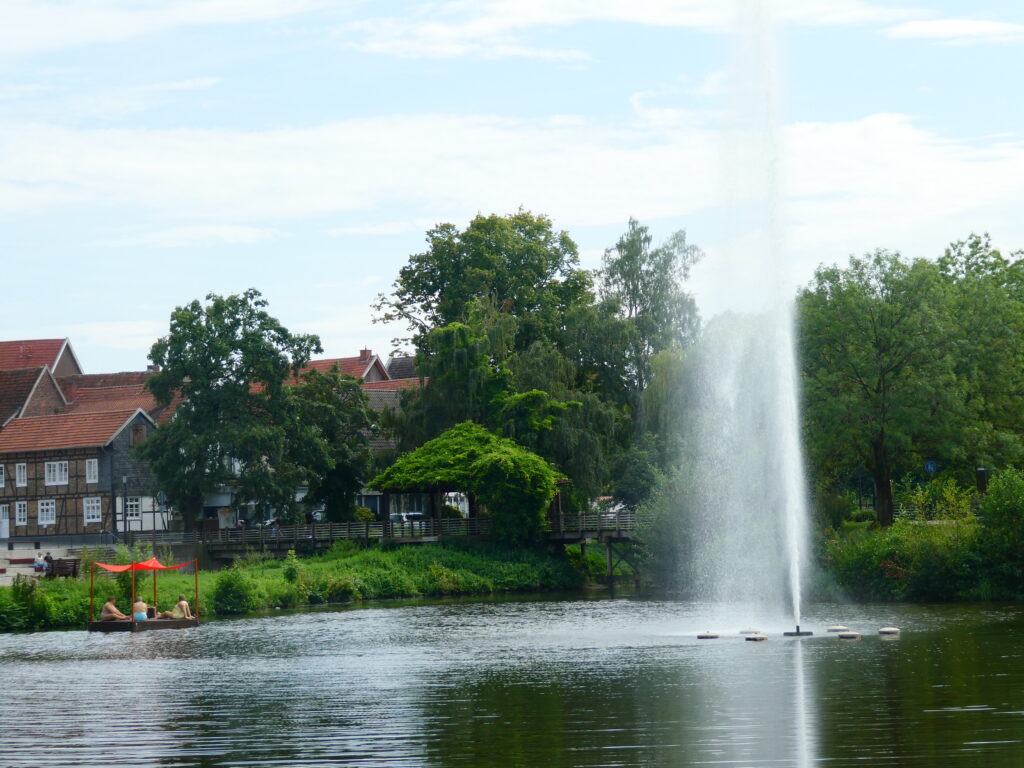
[
  {"left": 181, "top": 491, "right": 204, "bottom": 533},
  {"left": 870, "top": 440, "right": 895, "bottom": 526}
]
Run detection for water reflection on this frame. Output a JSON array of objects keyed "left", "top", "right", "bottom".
[{"left": 1, "top": 599, "right": 1022, "bottom": 767}]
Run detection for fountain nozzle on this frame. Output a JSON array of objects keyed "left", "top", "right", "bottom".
[{"left": 783, "top": 625, "right": 813, "bottom": 637}]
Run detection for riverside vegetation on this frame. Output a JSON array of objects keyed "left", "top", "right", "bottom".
[
  {"left": 0, "top": 540, "right": 609, "bottom": 632},
  {"left": 9, "top": 219, "right": 1024, "bottom": 624}
]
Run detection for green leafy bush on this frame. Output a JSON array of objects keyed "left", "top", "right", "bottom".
[
  {"left": 977, "top": 469, "right": 1024, "bottom": 596},
  {"left": 211, "top": 568, "right": 263, "bottom": 614},
  {"left": 824, "top": 519, "right": 981, "bottom": 601},
  {"left": 282, "top": 550, "right": 300, "bottom": 583}
]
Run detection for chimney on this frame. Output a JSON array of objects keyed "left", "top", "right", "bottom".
[
  {"left": 359, "top": 348, "right": 372, "bottom": 362},
  {"left": 66, "top": 380, "right": 78, "bottom": 402}
]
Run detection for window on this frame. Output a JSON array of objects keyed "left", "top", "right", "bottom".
[
  {"left": 85, "top": 459, "right": 99, "bottom": 484},
  {"left": 15, "top": 463, "right": 26, "bottom": 487},
  {"left": 0, "top": 504, "right": 7, "bottom": 522},
  {"left": 83, "top": 497, "right": 102, "bottom": 524},
  {"left": 38, "top": 500, "right": 56, "bottom": 526},
  {"left": 15, "top": 501, "right": 27, "bottom": 525},
  {"left": 130, "top": 424, "right": 147, "bottom": 446},
  {"left": 0, "top": 464, "right": 4, "bottom": 487},
  {"left": 44, "top": 461, "right": 69, "bottom": 486},
  {"left": 126, "top": 497, "right": 141, "bottom": 520}
]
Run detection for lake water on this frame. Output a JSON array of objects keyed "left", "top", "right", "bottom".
[{"left": 1, "top": 597, "right": 1022, "bottom": 767}]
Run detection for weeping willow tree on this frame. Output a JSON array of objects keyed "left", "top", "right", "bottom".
[{"left": 372, "top": 422, "right": 558, "bottom": 545}]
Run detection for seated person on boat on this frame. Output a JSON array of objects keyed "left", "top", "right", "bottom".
[
  {"left": 100, "top": 597, "right": 129, "bottom": 621},
  {"left": 132, "top": 599, "right": 149, "bottom": 622},
  {"left": 171, "top": 595, "right": 194, "bottom": 619}
]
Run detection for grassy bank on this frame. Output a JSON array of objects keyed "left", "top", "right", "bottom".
[
  {"left": 0, "top": 540, "right": 590, "bottom": 632},
  {"left": 821, "top": 469, "right": 1024, "bottom": 602},
  {"left": 821, "top": 518, "right": 985, "bottom": 601}
]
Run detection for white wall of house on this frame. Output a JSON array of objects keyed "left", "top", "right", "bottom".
[{"left": 114, "top": 495, "right": 170, "bottom": 532}]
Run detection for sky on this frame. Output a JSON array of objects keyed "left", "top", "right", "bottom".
[{"left": 2, "top": 0, "right": 1023, "bottom": 373}]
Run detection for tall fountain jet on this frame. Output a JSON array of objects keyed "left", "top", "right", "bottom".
[{"left": 681, "top": 2, "right": 810, "bottom": 630}]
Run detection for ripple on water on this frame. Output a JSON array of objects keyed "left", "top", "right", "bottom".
[{"left": 1, "top": 599, "right": 1023, "bottom": 767}]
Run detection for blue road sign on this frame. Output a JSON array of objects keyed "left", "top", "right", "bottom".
[{"left": 925, "top": 461, "right": 938, "bottom": 474}]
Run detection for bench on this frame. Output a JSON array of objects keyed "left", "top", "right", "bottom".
[
  {"left": 7, "top": 558, "right": 35, "bottom": 566},
  {"left": 48, "top": 559, "right": 81, "bottom": 578}
]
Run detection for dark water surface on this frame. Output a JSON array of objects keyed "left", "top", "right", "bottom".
[{"left": 2, "top": 597, "right": 1023, "bottom": 767}]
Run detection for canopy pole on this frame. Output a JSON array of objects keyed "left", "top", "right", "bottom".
[
  {"left": 153, "top": 568, "right": 157, "bottom": 610},
  {"left": 194, "top": 559, "right": 200, "bottom": 620},
  {"left": 89, "top": 563, "right": 95, "bottom": 622}
]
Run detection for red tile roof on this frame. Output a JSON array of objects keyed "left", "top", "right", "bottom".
[
  {"left": 58, "top": 372, "right": 150, "bottom": 399},
  {"left": 0, "top": 368, "right": 44, "bottom": 425},
  {"left": 60, "top": 376, "right": 181, "bottom": 425},
  {"left": 68, "top": 386, "right": 158, "bottom": 414},
  {"left": 361, "top": 378, "right": 425, "bottom": 391},
  {"left": 0, "top": 340, "right": 66, "bottom": 371},
  {"left": 0, "top": 409, "right": 147, "bottom": 453},
  {"left": 304, "top": 356, "right": 385, "bottom": 378}
]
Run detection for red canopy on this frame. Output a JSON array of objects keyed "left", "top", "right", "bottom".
[{"left": 95, "top": 558, "right": 192, "bottom": 573}]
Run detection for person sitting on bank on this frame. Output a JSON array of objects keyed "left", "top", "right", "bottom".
[
  {"left": 100, "top": 597, "right": 129, "bottom": 621},
  {"left": 132, "top": 598, "right": 148, "bottom": 622},
  {"left": 171, "top": 595, "right": 194, "bottom": 620},
  {"left": 33, "top": 552, "right": 46, "bottom": 572}
]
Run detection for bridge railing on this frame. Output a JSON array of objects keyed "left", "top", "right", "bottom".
[
  {"left": 548, "top": 510, "right": 639, "bottom": 535},
  {"left": 126, "top": 510, "right": 641, "bottom": 548}
]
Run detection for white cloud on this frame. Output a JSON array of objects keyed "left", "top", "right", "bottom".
[
  {"left": 885, "top": 18, "right": 1024, "bottom": 44},
  {"left": 3, "top": 110, "right": 1022, "bottom": 283},
  {"left": 339, "top": 0, "right": 919, "bottom": 60},
  {"left": 0, "top": 114, "right": 721, "bottom": 225},
  {"left": 1, "top": 0, "right": 330, "bottom": 58},
  {"left": 6, "top": 75, "right": 223, "bottom": 121},
  {"left": 97, "top": 225, "right": 279, "bottom": 248}
]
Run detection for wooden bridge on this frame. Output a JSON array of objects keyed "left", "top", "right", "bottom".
[{"left": 126, "top": 511, "right": 642, "bottom": 553}]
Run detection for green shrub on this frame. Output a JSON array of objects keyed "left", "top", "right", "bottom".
[
  {"left": 977, "top": 469, "right": 1024, "bottom": 597},
  {"left": 0, "top": 589, "right": 28, "bottom": 631},
  {"left": 354, "top": 506, "right": 375, "bottom": 522},
  {"left": 282, "top": 550, "right": 300, "bottom": 583},
  {"left": 824, "top": 519, "right": 981, "bottom": 601},
  {"left": 266, "top": 581, "right": 301, "bottom": 609},
  {"left": 211, "top": 568, "right": 263, "bottom": 614}
]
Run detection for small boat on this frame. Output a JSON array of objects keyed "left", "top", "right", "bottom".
[
  {"left": 86, "top": 557, "right": 201, "bottom": 633},
  {"left": 88, "top": 618, "right": 200, "bottom": 633}
]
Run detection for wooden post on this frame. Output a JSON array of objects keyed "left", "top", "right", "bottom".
[
  {"left": 130, "top": 563, "right": 136, "bottom": 629},
  {"left": 89, "top": 563, "right": 95, "bottom": 622},
  {"left": 606, "top": 543, "right": 615, "bottom": 596}
]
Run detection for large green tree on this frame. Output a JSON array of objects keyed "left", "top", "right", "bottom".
[
  {"left": 600, "top": 218, "right": 702, "bottom": 392},
  {"left": 374, "top": 209, "right": 591, "bottom": 349},
  {"left": 142, "top": 289, "right": 325, "bottom": 527},
  {"left": 290, "top": 367, "right": 377, "bottom": 521},
  {"left": 372, "top": 422, "right": 558, "bottom": 545},
  {"left": 799, "top": 251, "right": 960, "bottom": 525},
  {"left": 936, "top": 235, "right": 1024, "bottom": 472}
]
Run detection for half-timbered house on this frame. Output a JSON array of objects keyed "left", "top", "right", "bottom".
[{"left": 0, "top": 408, "right": 158, "bottom": 541}]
